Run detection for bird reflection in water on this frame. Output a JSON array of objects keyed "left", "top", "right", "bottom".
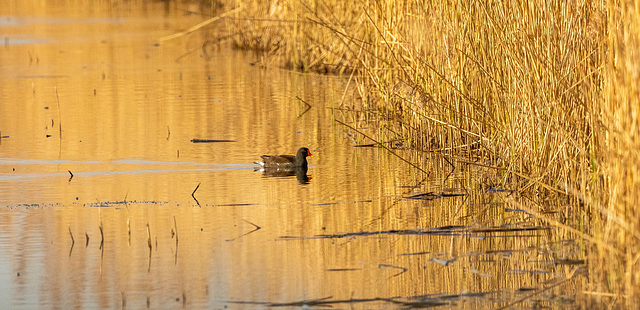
[{"left": 256, "top": 166, "right": 312, "bottom": 184}]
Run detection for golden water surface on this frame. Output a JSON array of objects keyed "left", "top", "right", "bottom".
[{"left": 0, "top": 1, "right": 579, "bottom": 309}]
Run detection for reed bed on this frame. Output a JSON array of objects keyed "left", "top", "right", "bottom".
[{"left": 203, "top": 0, "right": 640, "bottom": 306}]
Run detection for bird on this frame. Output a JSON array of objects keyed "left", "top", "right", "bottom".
[{"left": 255, "top": 147, "right": 313, "bottom": 168}]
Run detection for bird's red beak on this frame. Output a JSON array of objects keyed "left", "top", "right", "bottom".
[{"left": 308, "top": 150, "right": 313, "bottom": 157}]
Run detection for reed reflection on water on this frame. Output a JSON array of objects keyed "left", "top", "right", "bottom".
[{"left": 0, "top": 1, "right": 577, "bottom": 309}]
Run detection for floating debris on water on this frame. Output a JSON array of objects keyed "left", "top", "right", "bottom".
[
  {"left": 190, "top": 139, "right": 236, "bottom": 143},
  {"left": 405, "top": 192, "right": 465, "bottom": 200}
]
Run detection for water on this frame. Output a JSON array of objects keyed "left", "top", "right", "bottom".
[{"left": 0, "top": 2, "right": 578, "bottom": 309}]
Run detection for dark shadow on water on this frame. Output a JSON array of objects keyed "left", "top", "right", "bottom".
[
  {"left": 256, "top": 166, "right": 311, "bottom": 184},
  {"left": 279, "top": 223, "right": 552, "bottom": 240}
]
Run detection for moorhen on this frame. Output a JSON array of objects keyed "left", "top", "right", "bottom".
[{"left": 256, "top": 147, "right": 313, "bottom": 168}]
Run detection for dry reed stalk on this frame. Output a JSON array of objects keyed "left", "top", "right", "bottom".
[
  {"left": 173, "top": 216, "right": 178, "bottom": 243},
  {"left": 55, "top": 87, "right": 62, "bottom": 137},
  {"left": 68, "top": 227, "right": 74, "bottom": 246},
  {"left": 99, "top": 221, "right": 104, "bottom": 247},
  {"left": 158, "top": 6, "right": 243, "bottom": 42},
  {"left": 146, "top": 223, "right": 152, "bottom": 250},
  {"left": 599, "top": 0, "right": 640, "bottom": 306}
]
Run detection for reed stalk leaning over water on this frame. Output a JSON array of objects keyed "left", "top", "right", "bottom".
[{"left": 199, "top": 0, "right": 640, "bottom": 305}]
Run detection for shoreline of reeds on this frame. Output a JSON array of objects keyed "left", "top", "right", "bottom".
[{"left": 200, "top": 0, "right": 639, "bottom": 306}]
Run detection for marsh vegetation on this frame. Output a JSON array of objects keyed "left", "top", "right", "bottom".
[{"left": 196, "top": 0, "right": 640, "bottom": 307}]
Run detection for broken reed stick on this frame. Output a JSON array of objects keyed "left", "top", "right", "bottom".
[
  {"left": 99, "top": 221, "right": 104, "bottom": 249},
  {"left": 158, "top": 7, "right": 243, "bottom": 42},
  {"left": 296, "top": 96, "right": 312, "bottom": 109},
  {"left": 192, "top": 183, "right": 200, "bottom": 197},
  {"left": 55, "top": 87, "right": 62, "bottom": 138},
  {"left": 192, "top": 183, "right": 202, "bottom": 207},
  {"left": 147, "top": 223, "right": 152, "bottom": 250},
  {"left": 190, "top": 139, "right": 236, "bottom": 143},
  {"left": 295, "top": 96, "right": 312, "bottom": 117},
  {"left": 68, "top": 226, "right": 75, "bottom": 246},
  {"left": 173, "top": 216, "right": 179, "bottom": 243},
  {"left": 85, "top": 232, "right": 89, "bottom": 247},
  {"left": 243, "top": 219, "right": 261, "bottom": 230}
]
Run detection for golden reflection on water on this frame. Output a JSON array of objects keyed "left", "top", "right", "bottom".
[{"left": 0, "top": 1, "right": 576, "bottom": 309}]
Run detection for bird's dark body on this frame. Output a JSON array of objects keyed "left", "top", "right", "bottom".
[{"left": 259, "top": 147, "right": 312, "bottom": 168}]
